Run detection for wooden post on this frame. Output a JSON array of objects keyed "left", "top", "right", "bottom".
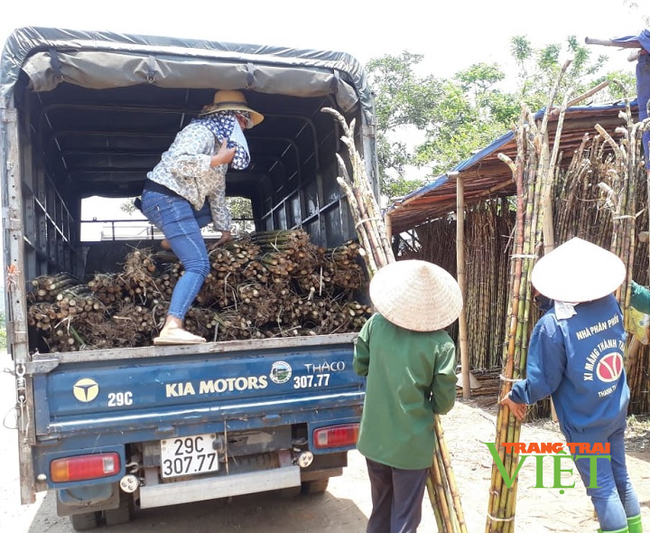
[
  {"left": 454, "top": 172, "right": 470, "bottom": 399},
  {"left": 384, "top": 213, "right": 392, "bottom": 243}
]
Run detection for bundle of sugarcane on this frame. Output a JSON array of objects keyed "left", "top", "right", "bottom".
[
  {"left": 28, "top": 273, "right": 80, "bottom": 303},
  {"left": 326, "top": 241, "right": 366, "bottom": 291},
  {"left": 27, "top": 226, "right": 372, "bottom": 351},
  {"left": 293, "top": 266, "right": 332, "bottom": 295},
  {"left": 594, "top": 99, "right": 649, "bottom": 401},
  {"left": 251, "top": 229, "right": 316, "bottom": 274},
  {"left": 208, "top": 237, "right": 261, "bottom": 278},
  {"left": 119, "top": 248, "right": 166, "bottom": 304},
  {"left": 405, "top": 201, "right": 514, "bottom": 371},
  {"left": 54, "top": 285, "right": 105, "bottom": 326},
  {"left": 237, "top": 282, "right": 281, "bottom": 327},
  {"left": 27, "top": 283, "right": 99, "bottom": 325},
  {"left": 485, "top": 65, "right": 570, "bottom": 530},
  {"left": 485, "top": 109, "right": 538, "bottom": 533},
  {"left": 27, "top": 302, "right": 58, "bottom": 332},
  {"left": 87, "top": 272, "right": 129, "bottom": 306},
  {"left": 315, "top": 299, "right": 372, "bottom": 334},
  {"left": 109, "top": 302, "right": 159, "bottom": 341},
  {"left": 250, "top": 228, "right": 312, "bottom": 251},
  {"left": 321, "top": 107, "right": 394, "bottom": 276},
  {"left": 322, "top": 106, "right": 466, "bottom": 532}
]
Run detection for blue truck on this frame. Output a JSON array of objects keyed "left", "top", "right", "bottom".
[{"left": 0, "top": 27, "right": 379, "bottom": 530}]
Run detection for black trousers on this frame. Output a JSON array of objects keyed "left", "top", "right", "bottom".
[{"left": 365, "top": 458, "right": 429, "bottom": 533}]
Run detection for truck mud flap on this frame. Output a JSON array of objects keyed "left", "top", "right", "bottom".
[{"left": 138, "top": 465, "right": 301, "bottom": 509}]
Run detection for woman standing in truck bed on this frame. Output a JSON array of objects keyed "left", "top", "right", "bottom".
[{"left": 139, "top": 90, "right": 264, "bottom": 346}]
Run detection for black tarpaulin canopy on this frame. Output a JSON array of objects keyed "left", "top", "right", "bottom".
[
  {"left": 0, "top": 26, "right": 373, "bottom": 119},
  {"left": 0, "top": 27, "right": 378, "bottom": 201}
]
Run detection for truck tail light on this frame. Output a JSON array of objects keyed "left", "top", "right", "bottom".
[
  {"left": 313, "top": 423, "right": 359, "bottom": 449},
  {"left": 50, "top": 453, "right": 121, "bottom": 483}
]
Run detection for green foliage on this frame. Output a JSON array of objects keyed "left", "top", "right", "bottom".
[
  {"left": 228, "top": 197, "right": 254, "bottom": 233},
  {"left": 120, "top": 198, "right": 137, "bottom": 215},
  {"left": 509, "top": 34, "right": 621, "bottom": 110},
  {"left": 365, "top": 34, "right": 639, "bottom": 200}
]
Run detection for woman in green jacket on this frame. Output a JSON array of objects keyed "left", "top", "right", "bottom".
[{"left": 354, "top": 260, "right": 462, "bottom": 533}]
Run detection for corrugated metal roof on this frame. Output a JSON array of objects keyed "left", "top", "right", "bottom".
[{"left": 386, "top": 101, "right": 639, "bottom": 234}]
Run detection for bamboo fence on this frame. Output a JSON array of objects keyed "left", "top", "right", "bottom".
[{"left": 322, "top": 106, "right": 467, "bottom": 533}]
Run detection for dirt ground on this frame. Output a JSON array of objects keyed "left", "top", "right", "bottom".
[{"left": 2, "top": 358, "right": 650, "bottom": 532}]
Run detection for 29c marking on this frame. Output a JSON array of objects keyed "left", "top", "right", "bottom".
[
  {"left": 108, "top": 391, "right": 133, "bottom": 407},
  {"left": 293, "top": 373, "right": 330, "bottom": 389}
]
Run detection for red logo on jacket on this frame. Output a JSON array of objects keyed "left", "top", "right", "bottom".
[{"left": 596, "top": 352, "right": 623, "bottom": 383}]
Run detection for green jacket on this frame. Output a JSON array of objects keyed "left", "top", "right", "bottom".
[
  {"left": 631, "top": 280, "right": 650, "bottom": 314},
  {"left": 353, "top": 313, "right": 457, "bottom": 470}
]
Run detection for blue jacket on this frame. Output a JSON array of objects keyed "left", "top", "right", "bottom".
[{"left": 510, "top": 294, "right": 629, "bottom": 438}]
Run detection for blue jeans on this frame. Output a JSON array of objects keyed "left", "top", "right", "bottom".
[
  {"left": 365, "top": 458, "right": 428, "bottom": 533},
  {"left": 568, "top": 424, "right": 640, "bottom": 531},
  {"left": 141, "top": 188, "right": 212, "bottom": 321}
]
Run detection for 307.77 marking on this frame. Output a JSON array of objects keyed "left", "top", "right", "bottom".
[{"left": 293, "top": 373, "right": 330, "bottom": 389}]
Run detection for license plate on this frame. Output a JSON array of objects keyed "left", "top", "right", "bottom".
[{"left": 160, "top": 433, "right": 219, "bottom": 478}]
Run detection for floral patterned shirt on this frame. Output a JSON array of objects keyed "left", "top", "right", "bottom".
[{"left": 146, "top": 122, "right": 232, "bottom": 231}]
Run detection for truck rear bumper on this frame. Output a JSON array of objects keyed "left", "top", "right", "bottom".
[{"left": 138, "top": 466, "right": 301, "bottom": 509}]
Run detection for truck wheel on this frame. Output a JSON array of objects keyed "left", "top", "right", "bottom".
[
  {"left": 104, "top": 491, "right": 133, "bottom": 526},
  {"left": 70, "top": 511, "right": 100, "bottom": 531},
  {"left": 301, "top": 478, "right": 329, "bottom": 495}
]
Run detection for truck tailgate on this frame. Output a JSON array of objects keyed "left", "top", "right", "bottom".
[{"left": 32, "top": 333, "right": 364, "bottom": 438}]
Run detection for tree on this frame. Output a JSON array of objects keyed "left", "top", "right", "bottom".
[
  {"left": 365, "top": 36, "right": 636, "bottom": 200},
  {"left": 366, "top": 52, "right": 444, "bottom": 199},
  {"left": 366, "top": 55, "right": 518, "bottom": 196},
  {"left": 509, "top": 35, "right": 634, "bottom": 107}
]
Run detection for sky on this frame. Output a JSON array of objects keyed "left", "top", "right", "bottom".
[
  {"left": 0, "top": 0, "right": 647, "bottom": 234},
  {"left": 0, "top": 0, "right": 647, "bottom": 79}
]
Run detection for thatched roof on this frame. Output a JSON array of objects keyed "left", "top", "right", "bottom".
[{"left": 386, "top": 101, "right": 641, "bottom": 234}]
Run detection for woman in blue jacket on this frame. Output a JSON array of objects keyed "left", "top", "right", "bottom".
[{"left": 501, "top": 238, "right": 642, "bottom": 533}]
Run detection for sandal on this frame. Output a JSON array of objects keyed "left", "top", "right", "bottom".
[{"left": 153, "top": 328, "right": 206, "bottom": 346}]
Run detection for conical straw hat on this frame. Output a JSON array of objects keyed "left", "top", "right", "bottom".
[
  {"left": 531, "top": 237, "right": 625, "bottom": 303},
  {"left": 198, "top": 90, "right": 264, "bottom": 127},
  {"left": 369, "top": 260, "right": 463, "bottom": 332}
]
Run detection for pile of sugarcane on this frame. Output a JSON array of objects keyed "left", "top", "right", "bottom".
[
  {"left": 485, "top": 107, "right": 541, "bottom": 533},
  {"left": 27, "top": 230, "right": 371, "bottom": 352},
  {"left": 403, "top": 200, "right": 515, "bottom": 370},
  {"left": 485, "top": 63, "right": 573, "bottom": 530},
  {"left": 323, "top": 106, "right": 467, "bottom": 533}
]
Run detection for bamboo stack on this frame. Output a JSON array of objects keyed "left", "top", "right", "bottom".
[{"left": 322, "top": 106, "right": 467, "bottom": 533}]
